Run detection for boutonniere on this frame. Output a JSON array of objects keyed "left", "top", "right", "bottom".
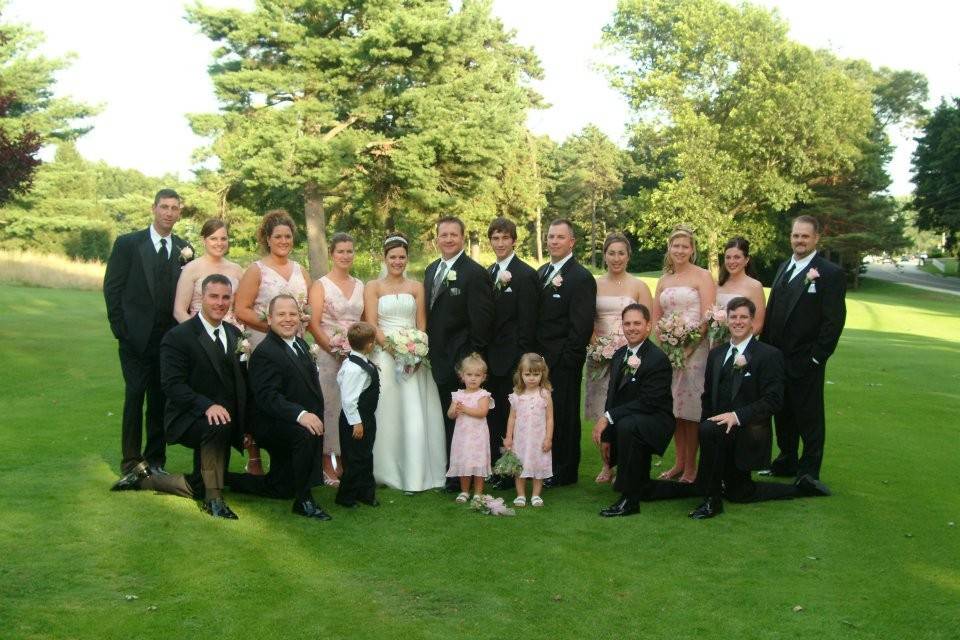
[
  {"left": 804, "top": 267, "right": 820, "bottom": 285},
  {"left": 179, "top": 246, "right": 194, "bottom": 265},
  {"left": 496, "top": 269, "right": 512, "bottom": 291},
  {"left": 446, "top": 269, "right": 457, "bottom": 283},
  {"left": 236, "top": 331, "right": 252, "bottom": 363},
  {"left": 733, "top": 354, "right": 747, "bottom": 371},
  {"left": 551, "top": 273, "right": 563, "bottom": 290},
  {"left": 309, "top": 343, "right": 322, "bottom": 363},
  {"left": 624, "top": 353, "right": 641, "bottom": 375}
]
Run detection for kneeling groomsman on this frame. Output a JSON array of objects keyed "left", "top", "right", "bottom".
[
  {"left": 112, "top": 274, "right": 246, "bottom": 519},
  {"left": 231, "top": 294, "right": 331, "bottom": 520},
  {"left": 335, "top": 322, "right": 381, "bottom": 509},
  {"left": 690, "top": 296, "right": 829, "bottom": 520}
]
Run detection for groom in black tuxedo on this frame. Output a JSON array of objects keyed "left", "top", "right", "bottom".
[
  {"left": 689, "top": 297, "right": 827, "bottom": 520},
  {"left": 592, "top": 304, "right": 678, "bottom": 516},
  {"left": 104, "top": 189, "right": 192, "bottom": 479},
  {"left": 535, "top": 219, "right": 596, "bottom": 486},
  {"left": 230, "top": 295, "right": 331, "bottom": 520},
  {"left": 761, "top": 215, "right": 846, "bottom": 483},
  {"left": 424, "top": 216, "right": 494, "bottom": 486},
  {"left": 485, "top": 217, "right": 538, "bottom": 486}
]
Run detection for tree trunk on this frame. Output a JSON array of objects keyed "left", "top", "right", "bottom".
[
  {"left": 534, "top": 210, "right": 543, "bottom": 263},
  {"left": 303, "top": 180, "right": 329, "bottom": 279},
  {"left": 470, "top": 232, "right": 480, "bottom": 260},
  {"left": 590, "top": 192, "right": 597, "bottom": 268}
]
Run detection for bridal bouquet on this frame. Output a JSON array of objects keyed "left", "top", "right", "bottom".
[
  {"left": 586, "top": 333, "right": 628, "bottom": 380},
  {"left": 704, "top": 305, "right": 730, "bottom": 346},
  {"left": 328, "top": 326, "right": 351, "bottom": 360},
  {"left": 656, "top": 312, "right": 702, "bottom": 370},
  {"left": 384, "top": 327, "right": 430, "bottom": 381},
  {"left": 492, "top": 449, "right": 524, "bottom": 478}
]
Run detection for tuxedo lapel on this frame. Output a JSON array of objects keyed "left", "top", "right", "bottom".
[
  {"left": 612, "top": 349, "right": 627, "bottom": 390},
  {"left": 782, "top": 264, "right": 812, "bottom": 323},
  {"left": 288, "top": 336, "right": 324, "bottom": 402},
  {"left": 433, "top": 253, "right": 466, "bottom": 306},
  {"left": 424, "top": 259, "right": 438, "bottom": 308},
  {"left": 138, "top": 231, "right": 158, "bottom": 302},
  {"left": 710, "top": 347, "right": 724, "bottom": 408},
  {"left": 729, "top": 338, "right": 754, "bottom": 400},
  {"left": 194, "top": 317, "right": 229, "bottom": 386}
]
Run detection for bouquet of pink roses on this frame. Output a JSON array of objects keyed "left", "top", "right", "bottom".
[
  {"left": 384, "top": 327, "right": 430, "bottom": 381},
  {"left": 327, "top": 326, "right": 351, "bottom": 360},
  {"left": 586, "top": 333, "right": 628, "bottom": 380},
  {"left": 704, "top": 304, "right": 730, "bottom": 346},
  {"left": 656, "top": 312, "right": 702, "bottom": 370}
]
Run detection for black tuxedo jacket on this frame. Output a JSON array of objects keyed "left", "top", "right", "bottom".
[
  {"left": 249, "top": 331, "right": 325, "bottom": 438},
  {"left": 486, "top": 255, "right": 538, "bottom": 377},
  {"left": 700, "top": 337, "right": 785, "bottom": 471},
  {"left": 534, "top": 257, "right": 596, "bottom": 372},
  {"left": 103, "top": 227, "right": 191, "bottom": 353},
  {"left": 604, "top": 341, "right": 675, "bottom": 455},
  {"left": 424, "top": 252, "right": 494, "bottom": 386},
  {"left": 760, "top": 253, "right": 846, "bottom": 378},
  {"left": 159, "top": 315, "right": 247, "bottom": 446}
]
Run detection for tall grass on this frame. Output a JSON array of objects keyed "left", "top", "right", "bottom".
[{"left": 0, "top": 250, "right": 105, "bottom": 291}]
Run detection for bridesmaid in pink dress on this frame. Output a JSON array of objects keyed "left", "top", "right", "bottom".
[
  {"left": 234, "top": 210, "right": 311, "bottom": 350},
  {"left": 173, "top": 219, "right": 244, "bottom": 327},
  {"left": 651, "top": 227, "right": 716, "bottom": 484},
  {"left": 716, "top": 237, "right": 766, "bottom": 337},
  {"left": 586, "top": 233, "right": 653, "bottom": 484},
  {"left": 307, "top": 232, "right": 364, "bottom": 487}
]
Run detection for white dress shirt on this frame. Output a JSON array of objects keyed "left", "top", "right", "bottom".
[
  {"left": 723, "top": 335, "right": 754, "bottom": 426},
  {"left": 337, "top": 350, "right": 374, "bottom": 426},
  {"left": 605, "top": 340, "right": 645, "bottom": 424},
  {"left": 542, "top": 251, "right": 573, "bottom": 286},
  {"left": 282, "top": 335, "right": 309, "bottom": 423},
  {"left": 149, "top": 224, "right": 173, "bottom": 255},
  {"left": 440, "top": 250, "right": 464, "bottom": 273},
  {"left": 496, "top": 252, "right": 515, "bottom": 273},
  {"left": 785, "top": 250, "right": 817, "bottom": 282},
  {"left": 197, "top": 311, "right": 227, "bottom": 353}
]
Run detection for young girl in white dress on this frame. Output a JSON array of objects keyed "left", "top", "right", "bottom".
[
  {"left": 504, "top": 353, "right": 554, "bottom": 507},
  {"left": 446, "top": 353, "right": 493, "bottom": 503}
]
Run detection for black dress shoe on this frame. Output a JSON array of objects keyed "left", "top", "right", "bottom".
[
  {"left": 201, "top": 498, "right": 239, "bottom": 519},
  {"left": 111, "top": 461, "right": 151, "bottom": 491},
  {"left": 293, "top": 499, "right": 333, "bottom": 520},
  {"left": 689, "top": 497, "right": 724, "bottom": 519},
  {"left": 599, "top": 497, "right": 640, "bottom": 517},
  {"left": 359, "top": 497, "right": 380, "bottom": 507},
  {"left": 795, "top": 474, "right": 831, "bottom": 497},
  {"left": 335, "top": 498, "right": 359, "bottom": 509}
]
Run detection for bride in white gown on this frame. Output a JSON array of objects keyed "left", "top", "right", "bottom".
[{"left": 363, "top": 234, "right": 447, "bottom": 492}]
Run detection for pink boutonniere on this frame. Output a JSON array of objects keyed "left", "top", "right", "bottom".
[
  {"left": 496, "top": 269, "right": 512, "bottom": 290},
  {"left": 179, "top": 246, "right": 194, "bottom": 265},
  {"left": 733, "top": 354, "right": 747, "bottom": 370},
  {"left": 805, "top": 267, "right": 820, "bottom": 285},
  {"left": 551, "top": 274, "right": 563, "bottom": 289}
]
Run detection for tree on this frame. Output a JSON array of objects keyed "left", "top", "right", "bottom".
[
  {"left": 0, "top": 1, "right": 95, "bottom": 205},
  {"left": 187, "top": 0, "right": 541, "bottom": 276},
  {"left": 912, "top": 98, "right": 960, "bottom": 255},
  {"left": 603, "top": 0, "right": 875, "bottom": 273}
]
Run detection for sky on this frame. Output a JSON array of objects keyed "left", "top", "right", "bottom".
[{"left": 6, "top": 0, "right": 959, "bottom": 195}]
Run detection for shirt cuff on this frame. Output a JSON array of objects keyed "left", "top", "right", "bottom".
[
  {"left": 732, "top": 412, "right": 740, "bottom": 426},
  {"left": 811, "top": 357, "right": 820, "bottom": 365},
  {"left": 605, "top": 411, "right": 613, "bottom": 424},
  {"left": 296, "top": 410, "right": 307, "bottom": 424}
]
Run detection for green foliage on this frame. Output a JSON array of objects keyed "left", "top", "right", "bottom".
[
  {"left": 64, "top": 225, "right": 113, "bottom": 262},
  {"left": 912, "top": 98, "right": 960, "bottom": 255}
]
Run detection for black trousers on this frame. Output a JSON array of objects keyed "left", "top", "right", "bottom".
[
  {"left": 486, "top": 373, "right": 513, "bottom": 465},
  {"left": 699, "top": 420, "right": 799, "bottom": 502},
  {"left": 336, "top": 412, "right": 376, "bottom": 504},
  {"left": 117, "top": 332, "right": 167, "bottom": 472},
  {"left": 549, "top": 361, "right": 585, "bottom": 485},
  {"left": 436, "top": 378, "right": 459, "bottom": 487},
  {"left": 230, "top": 423, "right": 321, "bottom": 501},
  {"left": 602, "top": 416, "right": 697, "bottom": 502},
  {"left": 772, "top": 365, "right": 826, "bottom": 479}
]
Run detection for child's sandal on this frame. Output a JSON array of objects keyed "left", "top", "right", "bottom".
[
  {"left": 455, "top": 492, "right": 470, "bottom": 504},
  {"left": 530, "top": 495, "right": 544, "bottom": 507},
  {"left": 513, "top": 496, "right": 527, "bottom": 507}
]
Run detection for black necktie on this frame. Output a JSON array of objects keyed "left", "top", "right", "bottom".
[
  {"left": 541, "top": 265, "right": 554, "bottom": 288},
  {"left": 778, "top": 263, "right": 795, "bottom": 289},
  {"left": 159, "top": 237, "right": 169, "bottom": 261},
  {"left": 213, "top": 327, "right": 225, "bottom": 354},
  {"left": 722, "top": 346, "right": 738, "bottom": 375},
  {"left": 491, "top": 263, "right": 500, "bottom": 280}
]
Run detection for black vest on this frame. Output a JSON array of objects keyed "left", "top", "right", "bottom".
[{"left": 350, "top": 354, "right": 381, "bottom": 421}]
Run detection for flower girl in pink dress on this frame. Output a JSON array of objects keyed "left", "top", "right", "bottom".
[
  {"left": 446, "top": 353, "right": 494, "bottom": 503},
  {"left": 504, "top": 353, "right": 554, "bottom": 508}
]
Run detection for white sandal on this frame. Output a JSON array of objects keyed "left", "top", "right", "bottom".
[
  {"left": 513, "top": 496, "right": 527, "bottom": 507},
  {"left": 530, "top": 495, "right": 544, "bottom": 507},
  {"left": 455, "top": 491, "right": 470, "bottom": 504}
]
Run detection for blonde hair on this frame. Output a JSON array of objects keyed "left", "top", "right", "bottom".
[
  {"left": 663, "top": 226, "right": 697, "bottom": 274},
  {"left": 457, "top": 352, "right": 488, "bottom": 377},
  {"left": 512, "top": 353, "right": 552, "bottom": 394}
]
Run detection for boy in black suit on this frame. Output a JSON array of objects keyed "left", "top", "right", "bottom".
[{"left": 335, "top": 322, "right": 381, "bottom": 509}]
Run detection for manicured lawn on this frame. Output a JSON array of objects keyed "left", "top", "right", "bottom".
[{"left": 0, "top": 279, "right": 957, "bottom": 639}]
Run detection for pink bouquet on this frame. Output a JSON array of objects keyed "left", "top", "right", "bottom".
[
  {"left": 704, "top": 305, "right": 730, "bottom": 346},
  {"left": 328, "top": 327, "right": 351, "bottom": 360},
  {"left": 656, "top": 312, "right": 703, "bottom": 370},
  {"left": 586, "top": 333, "right": 628, "bottom": 380},
  {"left": 384, "top": 327, "right": 430, "bottom": 381}
]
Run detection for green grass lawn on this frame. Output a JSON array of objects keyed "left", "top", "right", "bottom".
[{"left": 1, "top": 280, "right": 958, "bottom": 639}]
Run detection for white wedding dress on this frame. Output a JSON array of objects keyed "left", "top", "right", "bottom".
[{"left": 371, "top": 293, "right": 448, "bottom": 492}]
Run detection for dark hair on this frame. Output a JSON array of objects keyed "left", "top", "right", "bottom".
[
  {"left": 725, "top": 296, "right": 756, "bottom": 318},
  {"left": 793, "top": 214, "right": 820, "bottom": 234},
  {"left": 257, "top": 210, "right": 296, "bottom": 254},
  {"left": 436, "top": 216, "right": 465, "bottom": 236},
  {"left": 153, "top": 189, "right": 181, "bottom": 206},
  {"left": 200, "top": 273, "right": 232, "bottom": 293},
  {"left": 383, "top": 232, "right": 409, "bottom": 257},
  {"left": 548, "top": 218, "right": 575, "bottom": 237},
  {"left": 267, "top": 293, "right": 298, "bottom": 316},
  {"left": 603, "top": 232, "right": 632, "bottom": 257},
  {"left": 621, "top": 302, "right": 651, "bottom": 322},
  {"left": 200, "top": 218, "right": 227, "bottom": 239},
  {"left": 329, "top": 232, "right": 354, "bottom": 253},
  {"left": 347, "top": 321, "right": 376, "bottom": 351},
  {"left": 718, "top": 236, "right": 757, "bottom": 286},
  {"left": 487, "top": 217, "right": 518, "bottom": 241}
]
